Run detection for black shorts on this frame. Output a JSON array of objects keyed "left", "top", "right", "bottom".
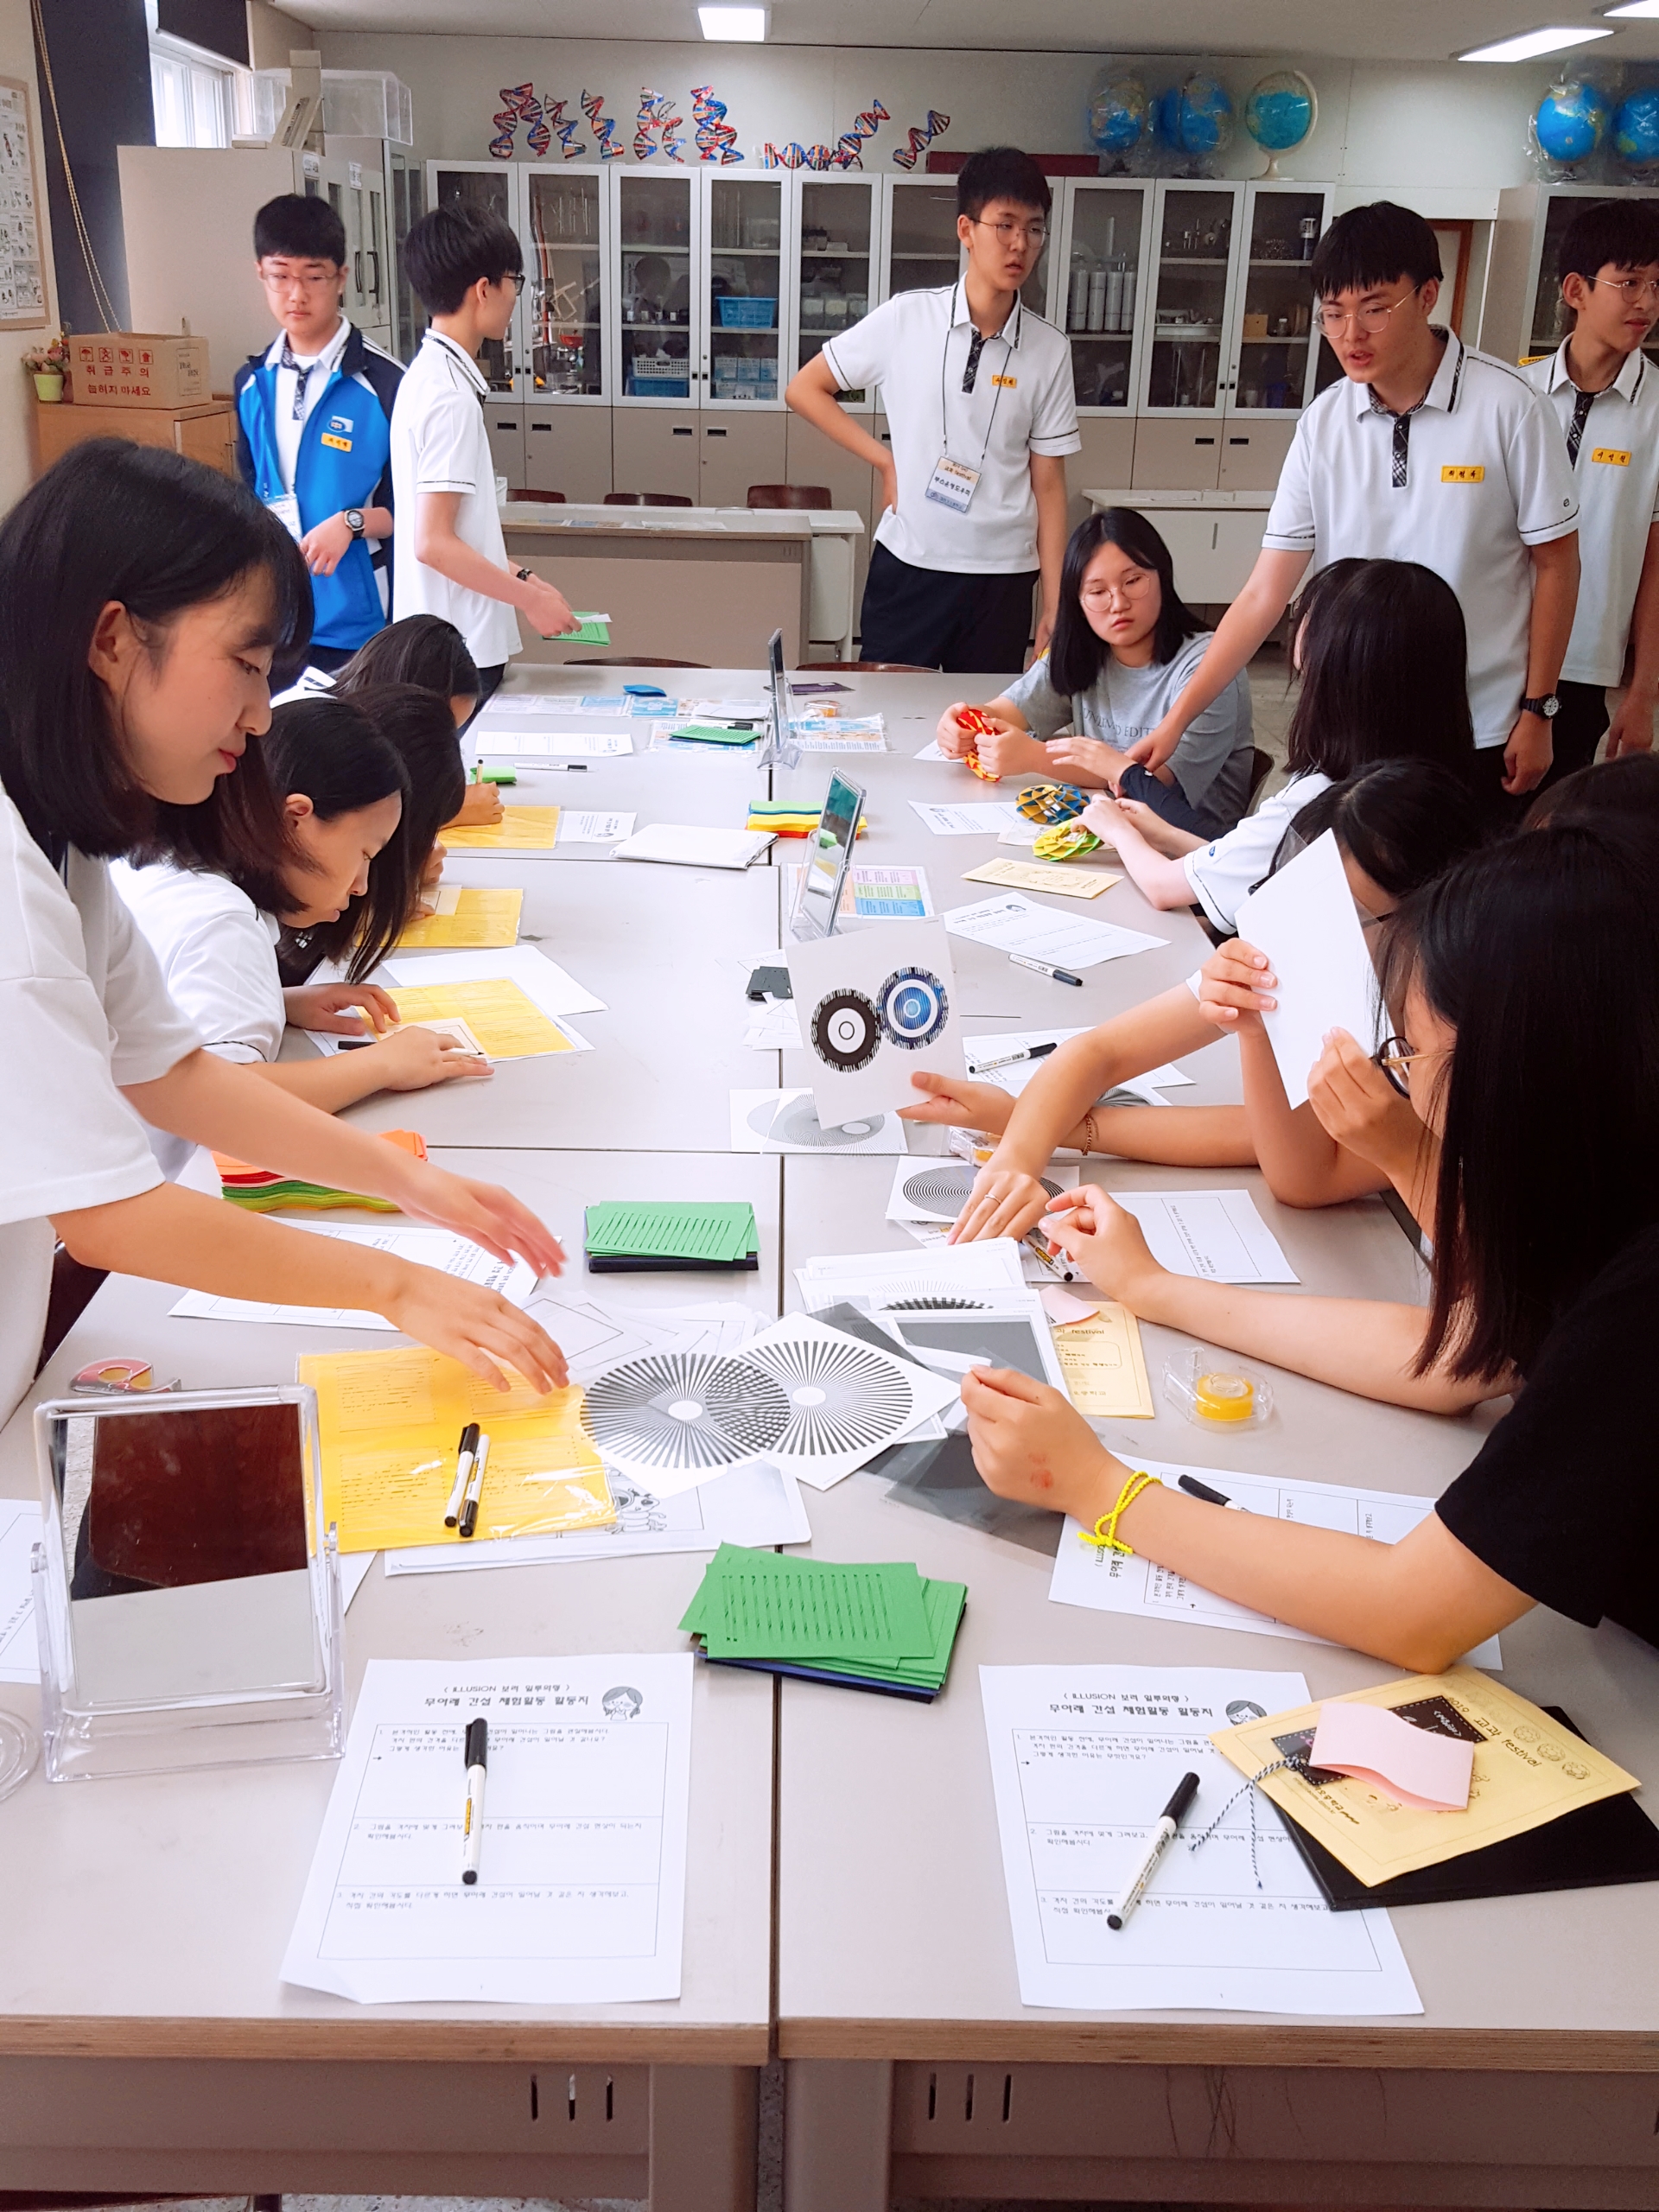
[{"left": 859, "top": 543, "right": 1038, "bottom": 675}]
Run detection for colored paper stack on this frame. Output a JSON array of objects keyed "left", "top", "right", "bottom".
[
  {"left": 584, "top": 1199, "right": 760, "bottom": 1272},
  {"left": 745, "top": 798, "right": 869, "bottom": 837},
  {"left": 215, "top": 1128, "right": 427, "bottom": 1212},
  {"left": 680, "top": 1542, "right": 967, "bottom": 1702}
]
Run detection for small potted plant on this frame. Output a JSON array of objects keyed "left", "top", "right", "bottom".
[{"left": 22, "top": 335, "right": 69, "bottom": 402}]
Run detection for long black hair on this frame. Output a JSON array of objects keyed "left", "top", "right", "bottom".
[
  {"left": 1284, "top": 558, "right": 1473, "bottom": 780},
  {"left": 1281, "top": 760, "right": 1485, "bottom": 899},
  {"left": 334, "top": 614, "right": 480, "bottom": 709},
  {"left": 1380, "top": 827, "right": 1659, "bottom": 1382},
  {"left": 1525, "top": 751, "right": 1659, "bottom": 830},
  {"left": 0, "top": 440, "right": 310, "bottom": 865},
  {"left": 1046, "top": 507, "right": 1205, "bottom": 696}
]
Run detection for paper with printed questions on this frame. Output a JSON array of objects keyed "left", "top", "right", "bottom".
[
  {"left": 1111, "top": 1189, "right": 1297, "bottom": 1284},
  {"left": 979, "top": 1663, "right": 1421, "bottom": 2015},
  {"left": 280, "top": 1653, "right": 693, "bottom": 2005},
  {"left": 168, "top": 1223, "right": 537, "bottom": 1329}
]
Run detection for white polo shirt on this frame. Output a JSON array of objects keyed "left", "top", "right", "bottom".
[
  {"left": 1526, "top": 341, "right": 1659, "bottom": 689},
  {"left": 1263, "top": 334, "right": 1580, "bottom": 748},
  {"left": 1182, "top": 771, "right": 1332, "bottom": 933},
  {"left": 390, "top": 330, "right": 521, "bottom": 668},
  {"left": 822, "top": 285, "right": 1080, "bottom": 575}
]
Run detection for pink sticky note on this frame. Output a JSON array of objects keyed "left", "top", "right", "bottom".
[
  {"left": 1308, "top": 1700, "right": 1475, "bottom": 1811},
  {"left": 1039, "top": 1286, "right": 1098, "bottom": 1326}
]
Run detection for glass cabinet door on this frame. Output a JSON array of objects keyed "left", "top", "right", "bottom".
[
  {"left": 524, "top": 168, "right": 607, "bottom": 401},
  {"left": 426, "top": 163, "right": 517, "bottom": 392},
  {"left": 1231, "top": 185, "right": 1326, "bottom": 415},
  {"left": 882, "top": 177, "right": 960, "bottom": 300},
  {"left": 1142, "top": 183, "right": 1242, "bottom": 415},
  {"left": 1059, "top": 181, "right": 1148, "bottom": 413},
  {"left": 704, "top": 172, "right": 784, "bottom": 406},
  {"left": 792, "top": 174, "right": 877, "bottom": 405},
  {"left": 390, "top": 151, "right": 424, "bottom": 361},
  {"left": 616, "top": 169, "right": 695, "bottom": 404}
]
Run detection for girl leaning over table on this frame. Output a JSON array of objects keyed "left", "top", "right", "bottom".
[
  {"left": 0, "top": 439, "right": 568, "bottom": 1426},
  {"left": 963, "top": 826, "right": 1659, "bottom": 1667}
]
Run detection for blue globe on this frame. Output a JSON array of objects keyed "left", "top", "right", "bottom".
[
  {"left": 1155, "top": 73, "right": 1236, "bottom": 159},
  {"left": 1534, "top": 81, "right": 1610, "bottom": 165},
  {"left": 1087, "top": 75, "right": 1149, "bottom": 158},
  {"left": 1245, "top": 69, "right": 1316, "bottom": 156},
  {"left": 1614, "top": 88, "right": 1659, "bottom": 167}
]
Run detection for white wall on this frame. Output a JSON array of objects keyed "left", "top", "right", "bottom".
[{"left": 0, "top": 0, "right": 57, "bottom": 512}]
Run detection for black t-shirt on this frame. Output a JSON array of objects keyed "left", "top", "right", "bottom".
[{"left": 1436, "top": 1223, "right": 1659, "bottom": 1648}]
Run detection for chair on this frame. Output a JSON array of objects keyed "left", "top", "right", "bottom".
[
  {"left": 1247, "top": 746, "right": 1275, "bottom": 804},
  {"left": 798, "top": 658, "right": 934, "bottom": 674},
  {"left": 510, "top": 487, "right": 565, "bottom": 503},
  {"left": 747, "top": 483, "right": 833, "bottom": 510},
  {"left": 563, "top": 656, "right": 711, "bottom": 668},
  {"left": 603, "top": 491, "right": 695, "bottom": 507}
]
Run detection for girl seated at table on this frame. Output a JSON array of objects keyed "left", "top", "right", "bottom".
[
  {"left": 114, "top": 690, "right": 487, "bottom": 1173},
  {"left": 902, "top": 760, "right": 1482, "bottom": 1242},
  {"left": 934, "top": 507, "right": 1256, "bottom": 839},
  {"left": 334, "top": 612, "right": 502, "bottom": 828},
  {"left": 963, "top": 824, "right": 1659, "bottom": 1665}
]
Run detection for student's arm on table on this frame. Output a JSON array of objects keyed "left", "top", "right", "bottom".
[
  {"left": 283, "top": 980, "right": 399, "bottom": 1035},
  {"left": 415, "top": 491, "right": 576, "bottom": 637},
  {"left": 1122, "top": 546, "right": 1310, "bottom": 773},
  {"left": 935, "top": 695, "right": 1053, "bottom": 778},
  {"left": 785, "top": 352, "right": 896, "bottom": 518},
  {"left": 251, "top": 1024, "right": 493, "bottom": 1112},
  {"left": 1031, "top": 453, "right": 1068, "bottom": 655},
  {"left": 963, "top": 1365, "right": 1529, "bottom": 1670},
  {"left": 1503, "top": 531, "right": 1580, "bottom": 795},
  {"left": 1080, "top": 797, "right": 1205, "bottom": 908},
  {"left": 1606, "top": 518, "right": 1659, "bottom": 758}
]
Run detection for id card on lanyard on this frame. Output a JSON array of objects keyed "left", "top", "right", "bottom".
[
  {"left": 925, "top": 285, "right": 1017, "bottom": 515},
  {"left": 266, "top": 492, "right": 303, "bottom": 541}
]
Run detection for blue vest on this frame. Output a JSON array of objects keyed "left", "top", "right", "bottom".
[{"left": 234, "top": 325, "right": 400, "bottom": 652}]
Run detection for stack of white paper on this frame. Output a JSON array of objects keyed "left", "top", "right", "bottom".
[
  {"left": 943, "top": 893, "right": 1166, "bottom": 971},
  {"left": 168, "top": 1223, "right": 537, "bottom": 1328},
  {"left": 473, "top": 724, "right": 635, "bottom": 760},
  {"left": 613, "top": 825, "right": 773, "bottom": 870},
  {"left": 795, "top": 1236, "right": 1027, "bottom": 1311}
]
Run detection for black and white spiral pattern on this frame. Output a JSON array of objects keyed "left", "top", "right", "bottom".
[{"left": 582, "top": 1351, "right": 792, "bottom": 1471}]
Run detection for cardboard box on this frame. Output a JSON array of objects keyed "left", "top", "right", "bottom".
[
  {"left": 1241, "top": 312, "right": 1270, "bottom": 340},
  {"left": 67, "top": 334, "right": 210, "bottom": 410}
]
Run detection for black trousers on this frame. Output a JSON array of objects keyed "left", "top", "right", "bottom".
[
  {"left": 859, "top": 543, "right": 1038, "bottom": 674},
  {"left": 1467, "top": 683, "right": 1611, "bottom": 830}
]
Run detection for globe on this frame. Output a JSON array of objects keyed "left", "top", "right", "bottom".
[
  {"left": 1245, "top": 69, "right": 1317, "bottom": 156},
  {"left": 1614, "top": 88, "right": 1659, "bottom": 168},
  {"left": 1155, "top": 73, "right": 1236, "bottom": 161},
  {"left": 1087, "top": 75, "right": 1149, "bottom": 159},
  {"left": 1534, "top": 80, "right": 1610, "bottom": 166}
]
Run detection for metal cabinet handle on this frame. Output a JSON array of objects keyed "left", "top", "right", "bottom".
[
  {"left": 671, "top": 425, "right": 694, "bottom": 436},
  {"left": 706, "top": 427, "right": 727, "bottom": 437}
]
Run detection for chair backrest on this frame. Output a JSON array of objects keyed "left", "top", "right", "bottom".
[
  {"left": 798, "top": 659, "right": 934, "bottom": 674},
  {"left": 563, "top": 656, "right": 711, "bottom": 668},
  {"left": 603, "top": 491, "right": 695, "bottom": 507},
  {"left": 510, "top": 488, "right": 566, "bottom": 504},
  {"left": 747, "top": 483, "right": 833, "bottom": 510},
  {"left": 1247, "top": 747, "right": 1275, "bottom": 804}
]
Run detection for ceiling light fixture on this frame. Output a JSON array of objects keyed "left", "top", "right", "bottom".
[
  {"left": 1603, "top": 1, "right": 1659, "bottom": 18},
  {"left": 1458, "top": 22, "right": 1614, "bottom": 57},
  {"left": 698, "top": 4, "right": 769, "bottom": 37}
]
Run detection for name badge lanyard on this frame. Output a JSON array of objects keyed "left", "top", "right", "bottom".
[{"left": 925, "top": 283, "right": 1020, "bottom": 514}]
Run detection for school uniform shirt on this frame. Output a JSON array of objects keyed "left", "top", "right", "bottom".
[
  {"left": 0, "top": 788, "right": 200, "bottom": 1427},
  {"left": 111, "top": 860, "right": 286, "bottom": 1182},
  {"left": 1436, "top": 1222, "right": 1659, "bottom": 1648},
  {"left": 822, "top": 286, "right": 1081, "bottom": 575},
  {"left": 1525, "top": 342, "right": 1659, "bottom": 689},
  {"left": 1262, "top": 333, "right": 1580, "bottom": 748},
  {"left": 390, "top": 330, "right": 520, "bottom": 667},
  {"left": 1180, "top": 769, "right": 1332, "bottom": 933},
  {"left": 1002, "top": 635, "right": 1255, "bottom": 831}
]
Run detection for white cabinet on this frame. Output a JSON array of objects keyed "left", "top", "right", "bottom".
[
  {"left": 612, "top": 167, "right": 699, "bottom": 407},
  {"left": 701, "top": 170, "right": 789, "bottom": 410},
  {"left": 789, "top": 172, "right": 881, "bottom": 410},
  {"left": 1052, "top": 179, "right": 1154, "bottom": 417},
  {"left": 1484, "top": 181, "right": 1659, "bottom": 366},
  {"left": 426, "top": 162, "right": 518, "bottom": 395},
  {"left": 428, "top": 160, "right": 613, "bottom": 402}
]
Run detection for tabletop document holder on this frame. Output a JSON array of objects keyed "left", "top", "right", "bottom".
[{"left": 30, "top": 1385, "right": 344, "bottom": 1782}]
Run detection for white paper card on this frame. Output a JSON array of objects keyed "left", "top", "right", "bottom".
[
  {"left": 472, "top": 727, "right": 634, "bottom": 759},
  {"left": 909, "top": 798, "right": 1027, "bottom": 836},
  {"left": 740, "top": 1313, "right": 960, "bottom": 1488},
  {"left": 786, "top": 918, "right": 964, "bottom": 1116},
  {"left": 280, "top": 1654, "right": 693, "bottom": 2005},
  {"left": 0, "top": 1502, "right": 41, "bottom": 1682},
  {"left": 729, "top": 1087, "right": 907, "bottom": 1155},
  {"left": 168, "top": 1223, "right": 537, "bottom": 1329},
  {"left": 613, "top": 825, "right": 773, "bottom": 870},
  {"left": 980, "top": 1664, "right": 1421, "bottom": 2015},
  {"left": 1113, "top": 1190, "right": 1298, "bottom": 1284},
  {"left": 382, "top": 943, "right": 607, "bottom": 1017},
  {"left": 1235, "top": 829, "right": 1382, "bottom": 1112},
  {"left": 560, "top": 810, "right": 636, "bottom": 843},
  {"left": 943, "top": 893, "right": 1166, "bottom": 972}
]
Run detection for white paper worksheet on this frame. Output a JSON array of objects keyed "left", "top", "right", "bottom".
[
  {"left": 962, "top": 1030, "right": 1196, "bottom": 1104},
  {"left": 1049, "top": 1459, "right": 1501, "bottom": 1667},
  {"left": 943, "top": 893, "right": 1166, "bottom": 971},
  {"left": 1235, "top": 830, "right": 1382, "bottom": 1111},
  {"left": 559, "top": 810, "right": 636, "bottom": 845},
  {"left": 168, "top": 1224, "right": 537, "bottom": 1328},
  {"left": 281, "top": 1653, "right": 693, "bottom": 2005},
  {"left": 383, "top": 944, "right": 607, "bottom": 1017},
  {"left": 909, "top": 799, "right": 1027, "bottom": 836},
  {"left": 0, "top": 1502, "right": 41, "bottom": 1683},
  {"left": 979, "top": 1663, "right": 1421, "bottom": 2015},
  {"left": 1113, "top": 1190, "right": 1298, "bottom": 1283},
  {"left": 473, "top": 727, "right": 635, "bottom": 759}
]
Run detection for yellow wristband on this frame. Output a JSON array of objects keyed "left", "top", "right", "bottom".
[{"left": 1079, "top": 1469, "right": 1161, "bottom": 1556}]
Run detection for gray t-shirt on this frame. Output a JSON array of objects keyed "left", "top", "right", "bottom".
[{"left": 1003, "top": 632, "right": 1254, "bottom": 830}]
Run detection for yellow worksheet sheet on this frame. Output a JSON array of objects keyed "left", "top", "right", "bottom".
[
  {"left": 440, "top": 806, "right": 563, "bottom": 852},
  {"left": 1052, "top": 1301, "right": 1154, "bottom": 1416},
  {"left": 396, "top": 887, "right": 524, "bottom": 950},
  {"left": 1212, "top": 1668, "right": 1641, "bottom": 1885},
  {"left": 298, "top": 1344, "right": 613, "bottom": 1552},
  {"left": 388, "top": 976, "right": 574, "bottom": 1059},
  {"left": 962, "top": 857, "right": 1122, "bottom": 900}
]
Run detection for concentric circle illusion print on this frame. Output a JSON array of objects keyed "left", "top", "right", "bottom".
[
  {"left": 582, "top": 1351, "right": 793, "bottom": 1472},
  {"left": 810, "top": 988, "right": 881, "bottom": 1071},
  {"left": 900, "top": 1165, "right": 1062, "bottom": 1217},
  {"left": 877, "top": 966, "right": 950, "bottom": 1052}
]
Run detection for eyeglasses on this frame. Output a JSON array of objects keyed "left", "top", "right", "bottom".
[
  {"left": 258, "top": 267, "right": 340, "bottom": 294},
  {"left": 1313, "top": 287, "right": 1423, "bottom": 339},
  {"left": 971, "top": 219, "right": 1047, "bottom": 247},
  {"left": 1586, "top": 275, "right": 1659, "bottom": 306},
  {"left": 1372, "top": 1032, "right": 1424, "bottom": 1099}
]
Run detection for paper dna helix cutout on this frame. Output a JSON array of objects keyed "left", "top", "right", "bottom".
[
  {"left": 892, "top": 109, "right": 950, "bottom": 169},
  {"left": 691, "top": 84, "right": 743, "bottom": 163},
  {"left": 546, "top": 97, "right": 584, "bottom": 161},
  {"left": 635, "top": 87, "right": 684, "bottom": 162},
  {"left": 582, "top": 92, "right": 622, "bottom": 158},
  {"left": 490, "top": 83, "right": 547, "bottom": 161},
  {"left": 831, "top": 99, "right": 890, "bottom": 168}
]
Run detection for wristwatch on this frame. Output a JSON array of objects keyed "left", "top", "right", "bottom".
[
  {"left": 514, "top": 566, "right": 535, "bottom": 583},
  {"left": 343, "top": 508, "right": 365, "bottom": 540},
  {"left": 1520, "top": 693, "right": 1560, "bottom": 719}
]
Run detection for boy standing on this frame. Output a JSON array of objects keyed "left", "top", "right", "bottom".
[
  {"left": 236, "top": 194, "right": 403, "bottom": 672},
  {"left": 1128, "top": 202, "right": 1580, "bottom": 812},
  {"left": 785, "top": 145, "right": 1079, "bottom": 673},
  {"left": 392, "top": 205, "right": 575, "bottom": 701},
  {"left": 1526, "top": 199, "right": 1659, "bottom": 779}
]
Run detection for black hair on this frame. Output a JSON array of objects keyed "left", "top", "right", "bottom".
[
  {"left": 1287, "top": 555, "right": 1367, "bottom": 667},
  {"left": 957, "top": 146, "right": 1052, "bottom": 223},
  {"left": 1046, "top": 507, "right": 1204, "bottom": 695},
  {"left": 404, "top": 203, "right": 524, "bottom": 317},
  {"left": 1281, "top": 760, "right": 1485, "bottom": 899},
  {"left": 319, "top": 680, "right": 467, "bottom": 982},
  {"left": 1558, "top": 197, "right": 1659, "bottom": 287},
  {"left": 0, "top": 440, "right": 310, "bottom": 865},
  {"left": 1308, "top": 200, "right": 1441, "bottom": 302},
  {"left": 253, "top": 191, "right": 346, "bottom": 267},
  {"left": 1378, "top": 828, "right": 1659, "bottom": 1382},
  {"left": 334, "top": 614, "right": 480, "bottom": 709},
  {"left": 1526, "top": 750, "right": 1659, "bottom": 830},
  {"left": 1284, "top": 559, "right": 1472, "bottom": 780}
]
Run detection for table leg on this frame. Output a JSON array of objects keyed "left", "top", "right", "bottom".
[
  {"left": 648, "top": 2063, "right": 758, "bottom": 2212},
  {"left": 782, "top": 2057, "right": 892, "bottom": 2212}
]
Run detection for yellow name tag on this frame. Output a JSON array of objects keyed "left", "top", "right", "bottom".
[
  {"left": 991, "top": 373, "right": 1017, "bottom": 388},
  {"left": 321, "top": 431, "right": 353, "bottom": 451},
  {"left": 1440, "top": 464, "right": 1484, "bottom": 484},
  {"left": 1592, "top": 446, "right": 1631, "bottom": 467}
]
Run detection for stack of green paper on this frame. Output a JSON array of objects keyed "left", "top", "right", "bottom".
[
  {"left": 680, "top": 1543, "right": 967, "bottom": 1702},
  {"left": 585, "top": 1200, "right": 760, "bottom": 1272}
]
